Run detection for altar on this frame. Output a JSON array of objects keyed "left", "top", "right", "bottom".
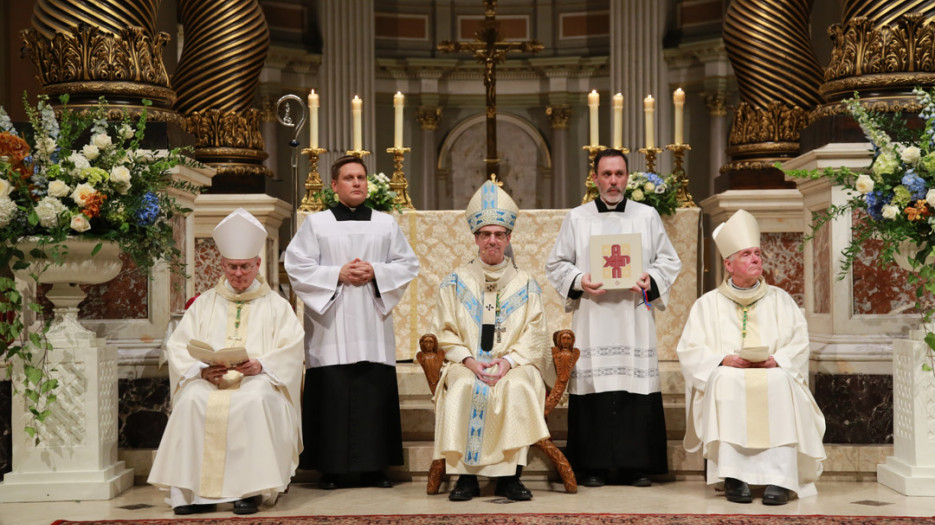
[{"left": 387, "top": 207, "right": 701, "bottom": 362}]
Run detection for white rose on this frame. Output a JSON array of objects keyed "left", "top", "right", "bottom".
[
  {"left": 631, "top": 189, "right": 645, "bottom": 201},
  {"left": 68, "top": 152, "right": 90, "bottom": 170},
  {"left": 0, "top": 178, "right": 10, "bottom": 198},
  {"left": 927, "top": 188, "right": 935, "bottom": 208},
  {"left": 901, "top": 145, "right": 922, "bottom": 165},
  {"left": 36, "top": 137, "right": 57, "bottom": 156},
  {"left": 643, "top": 182, "right": 655, "bottom": 192},
  {"left": 82, "top": 144, "right": 100, "bottom": 161},
  {"left": 118, "top": 124, "right": 134, "bottom": 140},
  {"left": 91, "top": 133, "right": 112, "bottom": 150},
  {"left": 47, "top": 179, "right": 70, "bottom": 198},
  {"left": 110, "top": 165, "right": 132, "bottom": 194},
  {"left": 855, "top": 174, "right": 875, "bottom": 194},
  {"left": 35, "top": 196, "right": 67, "bottom": 228},
  {"left": 71, "top": 183, "right": 98, "bottom": 207},
  {"left": 70, "top": 214, "right": 91, "bottom": 233},
  {"left": 881, "top": 204, "right": 900, "bottom": 220}
]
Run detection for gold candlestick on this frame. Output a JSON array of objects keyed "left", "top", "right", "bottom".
[
  {"left": 666, "top": 143, "right": 696, "bottom": 208},
  {"left": 581, "top": 144, "right": 607, "bottom": 203},
  {"left": 637, "top": 147, "right": 664, "bottom": 174},
  {"left": 299, "top": 147, "right": 328, "bottom": 212},
  {"left": 345, "top": 149, "right": 371, "bottom": 158},
  {"left": 386, "top": 147, "right": 415, "bottom": 210}
]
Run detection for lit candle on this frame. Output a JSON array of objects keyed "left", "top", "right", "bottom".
[
  {"left": 643, "top": 94, "right": 655, "bottom": 149},
  {"left": 673, "top": 88, "right": 685, "bottom": 145},
  {"left": 612, "top": 93, "right": 623, "bottom": 150},
  {"left": 352, "top": 95, "right": 362, "bottom": 152},
  {"left": 308, "top": 89, "right": 319, "bottom": 149},
  {"left": 393, "top": 91, "right": 405, "bottom": 149},
  {"left": 588, "top": 90, "right": 600, "bottom": 147}
]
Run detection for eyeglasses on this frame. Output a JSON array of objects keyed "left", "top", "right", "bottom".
[
  {"left": 475, "top": 231, "right": 509, "bottom": 241},
  {"left": 222, "top": 261, "right": 257, "bottom": 273}
]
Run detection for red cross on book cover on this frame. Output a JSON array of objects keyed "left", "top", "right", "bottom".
[{"left": 589, "top": 233, "right": 643, "bottom": 290}]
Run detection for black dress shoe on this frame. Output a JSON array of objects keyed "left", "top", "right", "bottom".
[
  {"left": 630, "top": 475, "right": 652, "bottom": 487},
  {"left": 724, "top": 477, "right": 752, "bottom": 504},
  {"left": 762, "top": 484, "right": 790, "bottom": 505},
  {"left": 319, "top": 473, "right": 340, "bottom": 490},
  {"left": 448, "top": 474, "right": 480, "bottom": 501},
  {"left": 577, "top": 469, "right": 606, "bottom": 487},
  {"left": 232, "top": 495, "right": 261, "bottom": 515},
  {"left": 362, "top": 471, "right": 393, "bottom": 488},
  {"left": 173, "top": 503, "right": 216, "bottom": 515},
  {"left": 495, "top": 476, "right": 533, "bottom": 501}
]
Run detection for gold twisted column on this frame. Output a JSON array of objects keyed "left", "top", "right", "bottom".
[
  {"left": 20, "top": 0, "right": 177, "bottom": 123},
  {"left": 721, "top": 0, "right": 822, "bottom": 189},
  {"left": 174, "top": 0, "right": 272, "bottom": 190}
]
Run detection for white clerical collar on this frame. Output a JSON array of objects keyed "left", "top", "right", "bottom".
[
  {"left": 728, "top": 277, "right": 760, "bottom": 291},
  {"left": 225, "top": 279, "right": 260, "bottom": 294}
]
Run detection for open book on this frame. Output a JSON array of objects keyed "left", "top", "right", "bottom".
[
  {"left": 187, "top": 339, "right": 249, "bottom": 367},
  {"left": 738, "top": 346, "right": 769, "bottom": 363}
]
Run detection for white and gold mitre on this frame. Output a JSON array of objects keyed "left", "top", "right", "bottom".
[
  {"left": 465, "top": 180, "right": 518, "bottom": 233},
  {"left": 213, "top": 208, "right": 267, "bottom": 259},
  {"left": 713, "top": 209, "right": 760, "bottom": 258}
]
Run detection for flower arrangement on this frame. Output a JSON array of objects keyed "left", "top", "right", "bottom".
[
  {"left": 314, "top": 171, "right": 402, "bottom": 212},
  {"left": 785, "top": 87, "right": 935, "bottom": 367},
  {"left": 626, "top": 171, "right": 679, "bottom": 216},
  {"left": 0, "top": 93, "right": 199, "bottom": 441}
]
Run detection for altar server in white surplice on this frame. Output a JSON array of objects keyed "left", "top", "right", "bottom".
[
  {"left": 149, "top": 208, "right": 305, "bottom": 516},
  {"left": 284, "top": 155, "right": 419, "bottom": 490},
  {"left": 545, "top": 149, "right": 681, "bottom": 488},
  {"left": 431, "top": 181, "right": 556, "bottom": 502},
  {"left": 676, "top": 209, "right": 826, "bottom": 506}
]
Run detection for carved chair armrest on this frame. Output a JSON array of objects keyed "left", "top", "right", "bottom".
[
  {"left": 416, "top": 333, "right": 445, "bottom": 396},
  {"left": 545, "top": 329, "right": 580, "bottom": 416}
]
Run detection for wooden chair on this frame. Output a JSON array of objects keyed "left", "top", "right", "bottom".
[{"left": 416, "top": 329, "right": 581, "bottom": 495}]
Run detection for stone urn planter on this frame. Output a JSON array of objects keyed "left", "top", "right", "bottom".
[{"left": 0, "top": 237, "right": 134, "bottom": 502}]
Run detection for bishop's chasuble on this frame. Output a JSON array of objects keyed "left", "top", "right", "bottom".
[
  {"left": 432, "top": 258, "right": 557, "bottom": 476},
  {"left": 284, "top": 203, "right": 419, "bottom": 473},
  {"left": 545, "top": 198, "right": 681, "bottom": 474},
  {"left": 148, "top": 276, "right": 305, "bottom": 507},
  {"left": 676, "top": 278, "right": 826, "bottom": 496}
]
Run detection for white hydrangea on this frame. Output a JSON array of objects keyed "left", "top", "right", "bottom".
[
  {"left": 91, "top": 133, "right": 112, "bottom": 150},
  {"left": 35, "top": 196, "right": 67, "bottom": 228},
  {"left": 0, "top": 178, "right": 10, "bottom": 198},
  {"left": 855, "top": 174, "right": 875, "bottom": 194},
  {"left": 68, "top": 152, "right": 90, "bottom": 170},
  {"left": 70, "top": 213, "right": 91, "bottom": 233},
  {"left": 110, "top": 165, "right": 132, "bottom": 194},
  {"left": 0, "top": 196, "right": 16, "bottom": 227},
  {"left": 118, "top": 124, "right": 134, "bottom": 140},
  {"left": 47, "top": 179, "right": 70, "bottom": 198},
  {"left": 881, "top": 204, "right": 900, "bottom": 220},
  {"left": 82, "top": 144, "right": 100, "bottom": 161}
]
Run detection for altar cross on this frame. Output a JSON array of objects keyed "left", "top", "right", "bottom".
[{"left": 438, "top": 0, "right": 543, "bottom": 182}]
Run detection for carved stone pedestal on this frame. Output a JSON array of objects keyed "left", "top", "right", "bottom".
[{"left": 878, "top": 330, "right": 935, "bottom": 496}]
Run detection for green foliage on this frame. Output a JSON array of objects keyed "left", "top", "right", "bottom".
[{"left": 624, "top": 171, "right": 679, "bottom": 216}]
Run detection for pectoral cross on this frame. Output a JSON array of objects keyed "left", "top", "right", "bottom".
[
  {"left": 438, "top": 0, "right": 543, "bottom": 182},
  {"left": 494, "top": 321, "right": 506, "bottom": 343}
]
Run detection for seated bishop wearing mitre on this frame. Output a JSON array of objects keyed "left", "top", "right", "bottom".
[
  {"left": 148, "top": 208, "right": 305, "bottom": 516},
  {"left": 430, "top": 180, "right": 557, "bottom": 502},
  {"left": 675, "top": 209, "right": 826, "bottom": 506}
]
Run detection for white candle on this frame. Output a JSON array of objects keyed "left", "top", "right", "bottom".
[
  {"left": 393, "top": 91, "right": 404, "bottom": 149},
  {"left": 352, "top": 95, "right": 362, "bottom": 152},
  {"left": 612, "top": 93, "right": 623, "bottom": 150},
  {"left": 673, "top": 88, "right": 685, "bottom": 145},
  {"left": 308, "top": 89, "right": 319, "bottom": 149},
  {"left": 643, "top": 94, "right": 655, "bottom": 149},
  {"left": 588, "top": 90, "right": 600, "bottom": 147}
]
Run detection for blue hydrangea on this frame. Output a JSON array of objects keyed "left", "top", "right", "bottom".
[
  {"left": 645, "top": 172, "right": 664, "bottom": 186},
  {"left": 864, "top": 190, "right": 889, "bottom": 220},
  {"left": 901, "top": 169, "right": 928, "bottom": 200},
  {"left": 136, "top": 192, "right": 160, "bottom": 226}
]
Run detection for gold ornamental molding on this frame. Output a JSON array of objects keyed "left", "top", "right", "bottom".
[
  {"left": 728, "top": 101, "right": 809, "bottom": 148},
  {"left": 720, "top": 159, "right": 790, "bottom": 174},
  {"left": 823, "top": 14, "right": 935, "bottom": 101},
  {"left": 416, "top": 106, "right": 442, "bottom": 131},
  {"left": 809, "top": 97, "right": 925, "bottom": 124},
  {"left": 185, "top": 109, "right": 271, "bottom": 178},
  {"left": 546, "top": 104, "right": 571, "bottom": 129}
]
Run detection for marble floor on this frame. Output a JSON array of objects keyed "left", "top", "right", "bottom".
[{"left": 3, "top": 479, "right": 935, "bottom": 525}]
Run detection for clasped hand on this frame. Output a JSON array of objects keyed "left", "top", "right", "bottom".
[
  {"left": 463, "top": 356, "right": 511, "bottom": 386},
  {"left": 339, "top": 258, "right": 374, "bottom": 286},
  {"left": 721, "top": 355, "right": 778, "bottom": 368},
  {"left": 581, "top": 271, "right": 651, "bottom": 296},
  {"left": 201, "top": 358, "right": 263, "bottom": 383}
]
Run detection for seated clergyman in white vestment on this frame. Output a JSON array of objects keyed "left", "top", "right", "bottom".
[
  {"left": 148, "top": 208, "right": 305, "bottom": 516},
  {"left": 676, "top": 209, "right": 826, "bottom": 506},
  {"left": 284, "top": 155, "right": 419, "bottom": 490},
  {"left": 430, "top": 181, "right": 557, "bottom": 502}
]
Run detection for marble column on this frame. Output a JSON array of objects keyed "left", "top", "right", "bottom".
[
  {"left": 416, "top": 106, "right": 441, "bottom": 210},
  {"left": 318, "top": 0, "right": 375, "bottom": 177},
  {"left": 547, "top": 104, "right": 571, "bottom": 209},
  {"left": 704, "top": 91, "right": 728, "bottom": 196},
  {"left": 610, "top": 0, "right": 668, "bottom": 173}
]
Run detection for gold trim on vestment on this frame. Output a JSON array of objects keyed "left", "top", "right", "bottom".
[
  {"left": 744, "top": 369, "right": 770, "bottom": 449},
  {"left": 200, "top": 388, "right": 236, "bottom": 497}
]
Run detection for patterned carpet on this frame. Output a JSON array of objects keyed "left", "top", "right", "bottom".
[{"left": 49, "top": 514, "right": 935, "bottom": 525}]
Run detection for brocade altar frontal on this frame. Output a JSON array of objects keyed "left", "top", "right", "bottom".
[{"left": 391, "top": 208, "right": 700, "bottom": 362}]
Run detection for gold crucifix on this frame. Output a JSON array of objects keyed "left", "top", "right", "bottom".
[{"left": 438, "top": 0, "right": 543, "bottom": 183}]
